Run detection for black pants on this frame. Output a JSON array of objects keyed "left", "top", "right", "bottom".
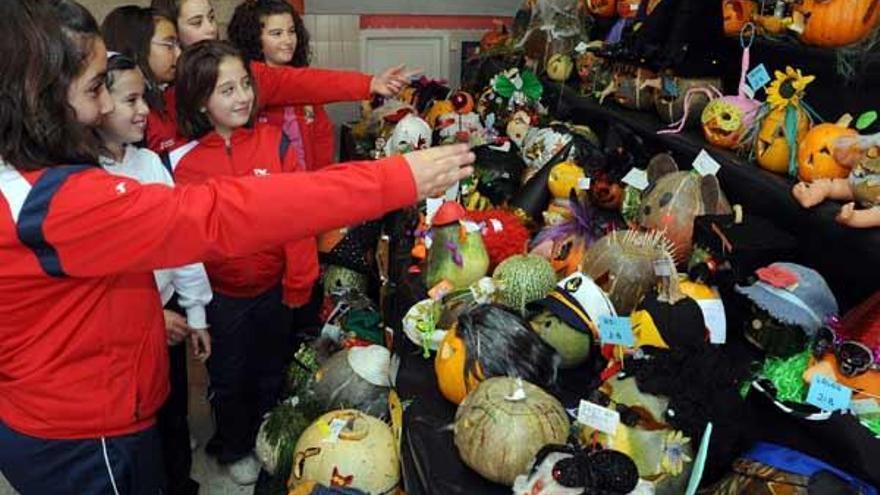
[
  {"left": 157, "top": 304, "right": 199, "bottom": 495},
  {"left": 205, "top": 286, "right": 291, "bottom": 464},
  {"left": 0, "top": 421, "right": 165, "bottom": 494}
]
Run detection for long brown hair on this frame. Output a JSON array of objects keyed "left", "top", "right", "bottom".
[
  {"left": 176, "top": 40, "right": 259, "bottom": 139},
  {"left": 0, "top": 0, "right": 102, "bottom": 171}
]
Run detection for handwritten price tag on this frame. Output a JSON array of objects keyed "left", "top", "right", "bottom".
[
  {"left": 697, "top": 299, "right": 727, "bottom": 344},
  {"left": 806, "top": 375, "right": 852, "bottom": 412},
  {"left": 577, "top": 399, "right": 620, "bottom": 435},
  {"left": 747, "top": 63, "right": 771, "bottom": 92},
  {"left": 599, "top": 315, "right": 634, "bottom": 347}
]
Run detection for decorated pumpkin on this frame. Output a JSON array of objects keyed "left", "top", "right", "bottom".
[
  {"left": 637, "top": 154, "right": 732, "bottom": 264},
  {"left": 480, "top": 22, "right": 509, "bottom": 52},
  {"left": 464, "top": 209, "right": 530, "bottom": 270},
  {"left": 434, "top": 304, "right": 560, "bottom": 404},
  {"left": 312, "top": 346, "right": 391, "bottom": 419},
  {"left": 701, "top": 96, "right": 760, "bottom": 149},
  {"left": 798, "top": 119, "right": 859, "bottom": 182},
  {"left": 586, "top": 0, "right": 618, "bottom": 18},
  {"left": 492, "top": 254, "right": 559, "bottom": 314},
  {"left": 722, "top": 0, "right": 757, "bottom": 36},
  {"left": 507, "top": 110, "right": 533, "bottom": 146},
  {"left": 850, "top": 143, "right": 880, "bottom": 207},
  {"left": 451, "top": 90, "right": 476, "bottom": 114},
  {"left": 580, "top": 229, "right": 675, "bottom": 314},
  {"left": 289, "top": 410, "right": 399, "bottom": 493},
  {"left": 796, "top": 0, "right": 880, "bottom": 47},
  {"left": 756, "top": 106, "right": 810, "bottom": 174},
  {"left": 383, "top": 113, "right": 432, "bottom": 156},
  {"left": 425, "top": 201, "right": 490, "bottom": 290},
  {"left": 454, "top": 377, "right": 570, "bottom": 486},
  {"left": 529, "top": 272, "right": 616, "bottom": 368},
  {"left": 579, "top": 375, "right": 695, "bottom": 495},
  {"left": 547, "top": 53, "right": 575, "bottom": 82}
]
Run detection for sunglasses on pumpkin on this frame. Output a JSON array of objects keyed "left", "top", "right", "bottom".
[{"left": 812, "top": 326, "right": 880, "bottom": 378}]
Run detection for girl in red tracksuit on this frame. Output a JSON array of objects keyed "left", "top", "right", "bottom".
[
  {"left": 169, "top": 40, "right": 325, "bottom": 484},
  {"left": 228, "top": 0, "right": 335, "bottom": 173},
  {"left": 0, "top": 1, "right": 476, "bottom": 493}
]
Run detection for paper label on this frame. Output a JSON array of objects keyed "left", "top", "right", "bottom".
[
  {"left": 489, "top": 218, "right": 503, "bottom": 232},
  {"left": 577, "top": 399, "right": 620, "bottom": 435},
  {"left": 698, "top": 299, "right": 727, "bottom": 344},
  {"left": 653, "top": 258, "right": 674, "bottom": 277},
  {"left": 851, "top": 398, "right": 880, "bottom": 415},
  {"left": 747, "top": 63, "right": 771, "bottom": 92},
  {"left": 621, "top": 168, "right": 649, "bottom": 191},
  {"left": 692, "top": 149, "right": 721, "bottom": 176},
  {"left": 598, "top": 315, "right": 634, "bottom": 347},
  {"left": 577, "top": 177, "right": 591, "bottom": 190},
  {"left": 574, "top": 41, "right": 589, "bottom": 54},
  {"left": 324, "top": 418, "right": 348, "bottom": 443},
  {"left": 806, "top": 375, "right": 852, "bottom": 412},
  {"left": 742, "top": 83, "right": 755, "bottom": 100}
]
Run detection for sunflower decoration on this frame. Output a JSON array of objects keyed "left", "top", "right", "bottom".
[
  {"left": 660, "top": 429, "right": 693, "bottom": 476},
  {"left": 766, "top": 67, "right": 815, "bottom": 109},
  {"left": 747, "top": 66, "right": 820, "bottom": 177}
]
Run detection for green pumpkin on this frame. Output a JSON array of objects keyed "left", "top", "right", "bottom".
[
  {"left": 530, "top": 310, "right": 592, "bottom": 368},
  {"left": 492, "top": 254, "right": 558, "bottom": 314},
  {"left": 425, "top": 223, "right": 490, "bottom": 290}
]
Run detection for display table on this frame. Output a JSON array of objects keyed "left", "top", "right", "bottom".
[{"left": 546, "top": 83, "right": 880, "bottom": 311}]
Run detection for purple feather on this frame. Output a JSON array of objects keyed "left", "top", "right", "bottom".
[
  {"left": 445, "top": 240, "right": 464, "bottom": 267},
  {"left": 530, "top": 198, "right": 604, "bottom": 250}
]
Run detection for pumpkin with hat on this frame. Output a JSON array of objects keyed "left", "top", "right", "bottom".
[
  {"left": 528, "top": 271, "right": 617, "bottom": 368},
  {"left": 735, "top": 262, "right": 838, "bottom": 357},
  {"left": 424, "top": 201, "right": 490, "bottom": 291}
]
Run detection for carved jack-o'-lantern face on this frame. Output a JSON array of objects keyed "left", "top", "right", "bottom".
[
  {"left": 701, "top": 98, "right": 753, "bottom": 149},
  {"left": 797, "top": 123, "right": 858, "bottom": 182}
]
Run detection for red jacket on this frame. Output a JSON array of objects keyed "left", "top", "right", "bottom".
[
  {"left": 0, "top": 155, "right": 414, "bottom": 440},
  {"left": 170, "top": 124, "right": 318, "bottom": 306},
  {"left": 258, "top": 104, "right": 335, "bottom": 172},
  {"left": 146, "top": 63, "right": 372, "bottom": 154}
]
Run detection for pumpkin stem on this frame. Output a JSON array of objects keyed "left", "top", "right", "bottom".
[{"left": 836, "top": 113, "right": 854, "bottom": 128}]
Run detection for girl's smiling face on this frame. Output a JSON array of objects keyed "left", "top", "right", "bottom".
[
  {"left": 260, "top": 13, "right": 297, "bottom": 67},
  {"left": 67, "top": 37, "right": 115, "bottom": 127},
  {"left": 204, "top": 56, "right": 254, "bottom": 137},
  {"left": 99, "top": 68, "right": 150, "bottom": 151}
]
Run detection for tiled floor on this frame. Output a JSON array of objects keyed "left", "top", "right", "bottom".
[{"left": 0, "top": 345, "right": 251, "bottom": 495}]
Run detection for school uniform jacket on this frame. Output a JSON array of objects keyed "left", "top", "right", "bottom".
[
  {"left": 100, "top": 145, "right": 212, "bottom": 328},
  {"left": 146, "top": 62, "right": 372, "bottom": 153},
  {"left": 0, "top": 153, "right": 414, "bottom": 440},
  {"left": 170, "top": 124, "right": 338, "bottom": 306}
]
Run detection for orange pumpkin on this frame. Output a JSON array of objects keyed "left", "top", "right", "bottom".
[
  {"left": 756, "top": 106, "right": 810, "bottom": 175},
  {"left": 480, "top": 23, "right": 509, "bottom": 52},
  {"left": 796, "top": 0, "right": 880, "bottom": 47},
  {"left": 586, "top": 0, "right": 617, "bottom": 18},
  {"left": 434, "top": 326, "right": 482, "bottom": 404},
  {"left": 722, "top": 0, "right": 757, "bottom": 36},
  {"left": 797, "top": 122, "right": 858, "bottom": 182}
]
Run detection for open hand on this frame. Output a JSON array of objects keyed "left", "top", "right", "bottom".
[
  {"left": 370, "top": 64, "right": 422, "bottom": 97},
  {"left": 404, "top": 144, "right": 475, "bottom": 200}
]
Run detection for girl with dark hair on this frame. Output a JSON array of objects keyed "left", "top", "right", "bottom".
[
  {"left": 97, "top": 53, "right": 211, "bottom": 495},
  {"left": 102, "top": 6, "right": 180, "bottom": 137},
  {"left": 168, "top": 39, "right": 348, "bottom": 484},
  {"left": 132, "top": 0, "right": 415, "bottom": 154},
  {"left": 228, "top": 0, "right": 336, "bottom": 173},
  {"left": 0, "top": 0, "right": 474, "bottom": 492}
]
